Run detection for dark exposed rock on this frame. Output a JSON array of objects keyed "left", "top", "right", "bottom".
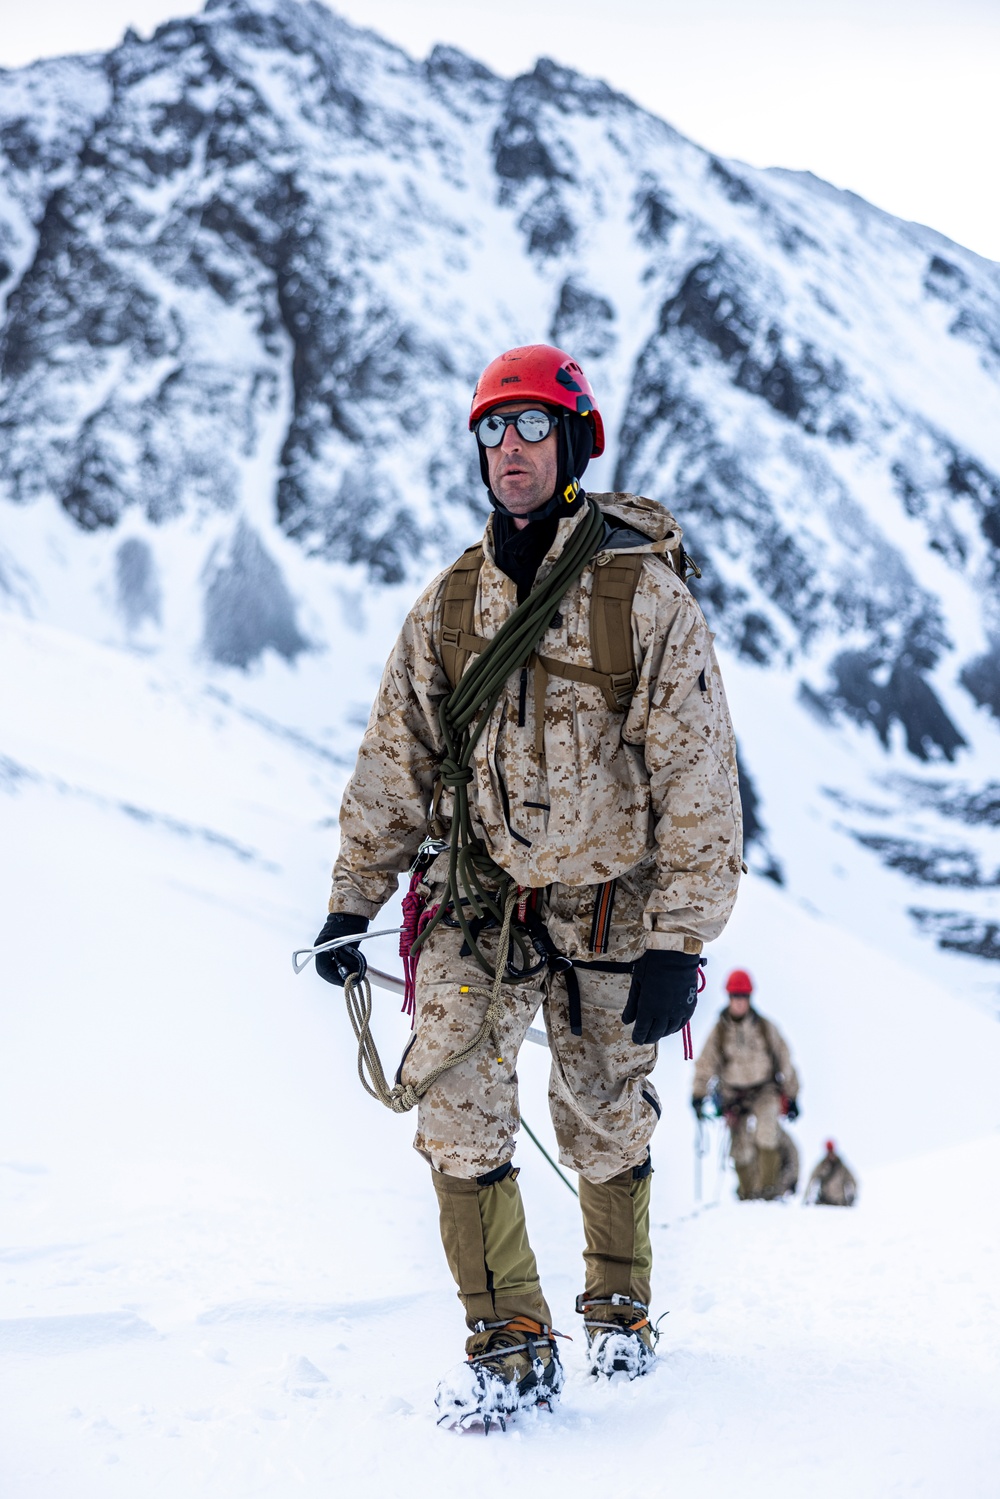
[
  {"left": 883, "top": 777, "right": 1000, "bottom": 828},
  {"left": 116, "top": 538, "right": 161, "bottom": 630},
  {"left": 960, "top": 646, "right": 1000, "bottom": 720},
  {"left": 946, "top": 455, "right": 1000, "bottom": 553},
  {"left": 826, "top": 642, "right": 966, "bottom": 762},
  {"left": 736, "top": 611, "right": 782, "bottom": 665},
  {"left": 550, "top": 280, "right": 615, "bottom": 359},
  {"left": 923, "top": 254, "right": 969, "bottom": 298},
  {"left": 736, "top": 744, "right": 784, "bottom": 884},
  {"left": 909, "top": 909, "right": 1000, "bottom": 962},
  {"left": 518, "top": 195, "right": 576, "bottom": 257},
  {"left": 494, "top": 118, "right": 564, "bottom": 184},
  {"left": 632, "top": 183, "right": 678, "bottom": 245},
  {"left": 920, "top": 252, "right": 1000, "bottom": 367},
  {"left": 708, "top": 157, "right": 756, "bottom": 207},
  {"left": 853, "top": 834, "right": 997, "bottom": 888},
  {"left": 425, "top": 44, "right": 496, "bottom": 86},
  {"left": 202, "top": 520, "right": 308, "bottom": 668},
  {"left": 657, "top": 254, "right": 849, "bottom": 431},
  {"left": 660, "top": 255, "right": 754, "bottom": 363}
]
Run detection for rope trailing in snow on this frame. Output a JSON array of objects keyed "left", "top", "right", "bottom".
[
  {"left": 343, "top": 887, "right": 518, "bottom": 1114},
  {"left": 411, "top": 497, "right": 607, "bottom": 981}
]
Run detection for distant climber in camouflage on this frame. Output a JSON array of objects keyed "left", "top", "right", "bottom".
[
  {"left": 805, "top": 1140, "right": 858, "bottom": 1206},
  {"left": 692, "top": 968, "right": 801, "bottom": 1200},
  {"left": 312, "top": 344, "right": 743, "bottom": 1425}
]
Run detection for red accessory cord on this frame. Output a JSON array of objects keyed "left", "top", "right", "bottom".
[{"left": 399, "top": 871, "right": 438, "bottom": 1024}]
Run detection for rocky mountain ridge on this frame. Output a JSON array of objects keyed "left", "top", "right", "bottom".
[{"left": 2, "top": 0, "right": 999, "bottom": 991}]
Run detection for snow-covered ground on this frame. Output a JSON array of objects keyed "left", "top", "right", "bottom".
[{"left": 2, "top": 612, "right": 999, "bottom": 1496}]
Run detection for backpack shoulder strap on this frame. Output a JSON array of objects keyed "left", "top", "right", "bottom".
[
  {"left": 438, "top": 543, "right": 487, "bottom": 689},
  {"left": 754, "top": 1012, "right": 783, "bottom": 1082},
  {"left": 438, "top": 528, "right": 647, "bottom": 708},
  {"left": 535, "top": 550, "right": 645, "bottom": 711},
  {"left": 589, "top": 552, "right": 645, "bottom": 709}
]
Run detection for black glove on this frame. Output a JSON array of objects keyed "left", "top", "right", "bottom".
[
  {"left": 692, "top": 1096, "right": 706, "bottom": 1120},
  {"left": 621, "top": 950, "right": 700, "bottom": 1045},
  {"left": 785, "top": 1097, "right": 800, "bottom": 1122},
  {"left": 313, "top": 912, "right": 369, "bottom": 987}
]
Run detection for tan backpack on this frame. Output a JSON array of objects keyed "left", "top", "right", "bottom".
[{"left": 438, "top": 509, "right": 697, "bottom": 745}]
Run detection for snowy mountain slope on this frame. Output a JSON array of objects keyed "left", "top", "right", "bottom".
[
  {"left": 3, "top": 6, "right": 1000, "bottom": 1488},
  {"left": 2, "top": 0, "right": 999, "bottom": 990},
  {"left": 1, "top": 612, "right": 999, "bottom": 1497}
]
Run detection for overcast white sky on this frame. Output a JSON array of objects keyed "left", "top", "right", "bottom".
[{"left": 3, "top": 0, "right": 998, "bottom": 262}]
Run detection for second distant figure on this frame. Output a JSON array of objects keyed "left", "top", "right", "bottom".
[{"left": 692, "top": 968, "right": 801, "bottom": 1200}]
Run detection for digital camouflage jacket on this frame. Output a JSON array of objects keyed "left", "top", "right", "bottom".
[{"left": 329, "top": 494, "right": 743, "bottom": 955}]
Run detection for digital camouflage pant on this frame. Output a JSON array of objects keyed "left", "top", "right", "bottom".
[
  {"left": 401, "top": 875, "right": 662, "bottom": 1334},
  {"left": 724, "top": 1081, "right": 783, "bottom": 1165},
  {"left": 401, "top": 875, "right": 661, "bottom": 1185}
]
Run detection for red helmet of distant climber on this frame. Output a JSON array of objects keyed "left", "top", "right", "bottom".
[
  {"left": 725, "top": 968, "right": 754, "bottom": 996},
  {"left": 469, "top": 344, "right": 606, "bottom": 457},
  {"left": 825, "top": 1139, "right": 836, "bottom": 1155}
]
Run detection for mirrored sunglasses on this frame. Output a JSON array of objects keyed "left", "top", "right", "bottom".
[{"left": 475, "top": 408, "right": 559, "bottom": 448}]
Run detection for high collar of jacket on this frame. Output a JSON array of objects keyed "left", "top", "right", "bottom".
[
  {"left": 482, "top": 490, "right": 688, "bottom": 598},
  {"left": 595, "top": 492, "right": 681, "bottom": 544},
  {"left": 484, "top": 496, "right": 594, "bottom": 590}
]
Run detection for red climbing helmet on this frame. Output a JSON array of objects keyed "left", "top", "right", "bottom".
[
  {"left": 469, "top": 345, "right": 605, "bottom": 456},
  {"left": 825, "top": 1139, "right": 836, "bottom": 1154},
  {"left": 725, "top": 968, "right": 754, "bottom": 996}
]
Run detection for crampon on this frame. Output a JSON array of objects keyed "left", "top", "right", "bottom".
[
  {"left": 435, "top": 1316, "right": 565, "bottom": 1433},
  {"left": 577, "top": 1293, "right": 660, "bottom": 1380}
]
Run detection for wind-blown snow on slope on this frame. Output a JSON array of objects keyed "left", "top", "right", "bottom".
[{"left": 1, "top": 613, "right": 999, "bottom": 1496}]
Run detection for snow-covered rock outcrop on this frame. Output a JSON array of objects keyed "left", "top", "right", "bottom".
[{"left": 2, "top": 0, "right": 999, "bottom": 994}]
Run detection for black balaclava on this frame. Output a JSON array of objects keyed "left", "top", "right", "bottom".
[
  {"left": 478, "top": 408, "right": 596, "bottom": 524},
  {"left": 483, "top": 410, "right": 597, "bottom": 600}
]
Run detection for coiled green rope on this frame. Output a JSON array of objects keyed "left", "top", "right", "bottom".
[{"left": 412, "top": 497, "right": 607, "bottom": 980}]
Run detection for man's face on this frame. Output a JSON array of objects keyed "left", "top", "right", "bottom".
[
  {"left": 483, "top": 403, "right": 559, "bottom": 520},
  {"left": 728, "top": 993, "right": 751, "bottom": 1018}
]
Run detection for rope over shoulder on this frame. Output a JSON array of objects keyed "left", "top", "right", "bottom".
[
  {"left": 343, "top": 502, "right": 607, "bottom": 1115},
  {"left": 414, "top": 497, "right": 607, "bottom": 979}
]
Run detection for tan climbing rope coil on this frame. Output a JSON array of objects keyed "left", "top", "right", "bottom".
[{"left": 343, "top": 887, "right": 519, "bottom": 1113}]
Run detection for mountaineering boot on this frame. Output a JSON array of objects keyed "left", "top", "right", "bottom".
[
  {"left": 436, "top": 1316, "right": 565, "bottom": 1432},
  {"left": 431, "top": 1164, "right": 562, "bottom": 1429},
  {"left": 577, "top": 1293, "right": 656, "bottom": 1378},
  {"left": 735, "top": 1160, "right": 757, "bottom": 1200},
  {"left": 577, "top": 1158, "right": 658, "bottom": 1379},
  {"left": 758, "top": 1146, "right": 782, "bottom": 1199},
  {"left": 776, "top": 1125, "right": 800, "bottom": 1198}
]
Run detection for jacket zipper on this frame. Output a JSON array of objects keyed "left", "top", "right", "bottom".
[{"left": 493, "top": 703, "right": 531, "bottom": 847}]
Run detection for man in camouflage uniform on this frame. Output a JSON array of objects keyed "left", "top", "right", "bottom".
[
  {"left": 313, "top": 345, "right": 742, "bottom": 1421},
  {"left": 805, "top": 1140, "right": 858, "bottom": 1206},
  {"left": 692, "top": 968, "right": 800, "bottom": 1200}
]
